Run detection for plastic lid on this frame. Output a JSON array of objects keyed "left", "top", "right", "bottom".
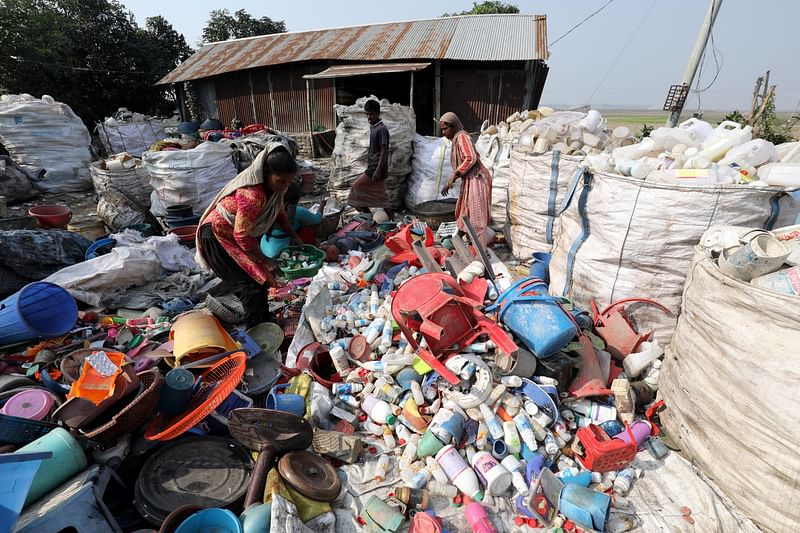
[
  {"left": 473, "top": 490, "right": 484, "bottom": 501},
  {"left": 134, "top": 436, "right": 252, "bottom": 526},
  {"left": 348, "top": 335, "right": 370, "bottom": 362},
  {"left": 1, "top": 389, "right": 53, "bottom": 420},
  {"left": 385, "top": 414, "right": 397, "bottom": 425}
]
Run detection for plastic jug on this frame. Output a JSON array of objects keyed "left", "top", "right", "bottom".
[
  {"left": 611, "top": 137, "right": 661, "bottom": 162},
  {"left": 693, "top": 121, "right": 753, "bottom": 164},
  {"left": 650, "top": 126, "right": 701, "bottom": 151},
  {"left": 622, "top": 340, "right": 663, "bottom": 378},
  {"left": 614, "top": 159, "right": 651, "bottom": 179},
  {"left": 777, "top": 142, "right": 800, "bottom": 163},
  {"left": 678, "top": 117, "right": 714, "bottom": 143},
  {"left": 757, "top": 163, "right": 800, "bottom": 187},
  {"left": 718, "top": 139, "right": 778, "bottom": 168}
]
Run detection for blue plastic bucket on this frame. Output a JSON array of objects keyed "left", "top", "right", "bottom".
[
  {"left": 0, "top": 282, "right": 77, "bottom": 345},
  {"left": 488, "top": 277, "right": 577, "bottom": 359},
  {"left": 175, "top": 508, "right": 243, "bottom": 533},
  {"left": 0, "top": 451, "right": 52, "bottom": 531},
  {"left": 529, "top": 252, "right": 552, "bottom": 284}
]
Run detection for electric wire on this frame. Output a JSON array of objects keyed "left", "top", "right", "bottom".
[{"left": 548, "top": 0, "right": 617, "bottom": 48}]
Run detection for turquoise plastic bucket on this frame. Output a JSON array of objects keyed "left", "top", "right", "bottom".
[
  {"left": 0, "top": 282, "right": 77, "bottom": 345},
  {"left": 17, "top": 427, "right": 87, "bottom": 507},
  {"left": 0, "top": 451, "right": 52, "bottom": 531},
  {"left": 175, "top": 508, "right": 243, "bottom": 533},
  {"left": 487, "top": 276, "right": 578, "bottom": 359}
]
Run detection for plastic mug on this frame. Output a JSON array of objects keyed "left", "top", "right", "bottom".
[
  {"left": 266, "top": 383, "right": 305, "bottom": 416},
  {"left": 158, "top": 368, "right": 195, "bottom": 416}
]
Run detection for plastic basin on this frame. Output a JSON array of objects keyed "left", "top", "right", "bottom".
[
  {"left": 169, "top": 225, "right": 198, "bottom": 243},
  {"left": 28, "top": 205, "right": 72, "bottom": 229},
  {"left": 175, "top": 508, "right": 243, "bottom": 533}
]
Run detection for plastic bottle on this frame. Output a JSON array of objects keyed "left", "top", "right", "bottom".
[
  {"left": 395, "top": 423, "right": 412, "bottom": 445},
  {"left": 426, "top": 456, "right": 449, "bottom": 483},
  {"left": 339, "top": 393, "right": 360, "bottom": 409},
  {"left": 566, "top": 399, "right": 617, "bottom": 423},
  {"left": 501, "top": 456, "right": 528, "bottom": 494},
  {"left": 408, "top": 381, "right": 425, "bottom": 406},
  {"left": 479, "top": 403, "right": 504, "bottom": 441},
  {"left": 543, "top": 433, "right": 559, "bottom": 456},
  {"left": 465, "top": 501, "right": 498, "bottom": 533},
  {"left": 361, "top": 419, "right": 385, "bottom": 436},
  {"left": 471, "top": 451, "right": 512, "bottom": 495},
  {"left": 369, "top": 287, "right": 380, "bottom": 317},
  {"left": 502, "top": 421, "right": 521, "bottom": 455},
  {"left": 611, "top": 137, "right": 661, "bottom": 162},
  {"left": 476, "top": 422, "right": 489, "bottom": 449},
  {"left": 692, "top": 121, "right": 753, "bottom": 164},
  {"left": 375, "top": 454, "right": 390, "bottom": 481},
  {"left": 333, "top": 383, "right": 363, "bottom": 395},
  {"left": 578, "top": 109, "right": 603, "bottom": 133},
  {"left": 613, "top": 420, "right": 652, "bottom": 448},
  {"left": 642, "top": 359, "right": 662, "bottom": 390},
  {"left": 500, "top": 376, "right": 522, "bottom": 387},
  {"left": 718, "top": 138, "right": 778, "bottom": 168},
  {"left": 409, "top": 467, "right": 431, "bottom": 490},
  {"left": 678, "top": 117, "right": 714, "bottom": 143},
  {"left": 613, "top": 468, "right": 635, "bottom": 495},
  {"left": 435, "top": 444, "right": 484, "bottom": 500},
  {"left": 364, "top": 318, "right": 385, "bottom": 344},
  {"left": 428, "top": 480, "right": 458, "bottom": 498},
  {"left": 614, "top": 158, "right": 651, "bottom": 179},
  {"left": 378, "top": 319, "right": 393, "bottom": 353},
  {"left": 488, "top": 385, "right": 507, "bottom": 406},
  {"left": 401, "top": 441, "right": 419, "bottom": 465},
  {"left": 501, "top": 394, "right": 521, "bottom": 417},
  {"left": 512, "top": 413, "right": 538, "bottom": 451},
  {"left": 383, "top": 426, "right": 397, "bottom": 448},
  {"left": 329, "top": 344, "right": 351, "bottom": 376},
  {"left": 362, "top": 394, "right": 397, "bottom": 425},
  {"left": 623, "top": 340, "right": 664, "bottom": 378}
]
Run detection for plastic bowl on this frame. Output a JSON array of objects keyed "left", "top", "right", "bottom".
[
  {"left": 28, "top": 205, "right": 72, "bottom": 228},
  {"left": 168, "top": 225, "right": 198, "bottom": 244},
  {"left": 175, "top": 508, "right": 242, "bottom": 533}
]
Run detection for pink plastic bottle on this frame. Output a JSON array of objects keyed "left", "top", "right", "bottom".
[{"left": 465, "top": 501, "right": 497, "bottom": 533}]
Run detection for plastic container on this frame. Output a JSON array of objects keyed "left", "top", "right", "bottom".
[
  {"left": 692, "top": 121, "right": 753, "bottom": 164},
  {"left": 470, "top": 451, "right": 512, "bottom": 495},
  {"left": 757, "top": 163, "right": 800, "bottom": 187},
  {"left": 175, "top": 508, "right": 243, "bottom": 533},
  {"left": 613, "top": 420, "right": 652, "bottom": 448},
  {"left": 719, "top": 234, "right": 789, "bottom": 282},
  {"left": 28, "top": 205, "right": 72, "bottom": 228},
  {"left": 465, "top": 501, "right": 498, "bottom": 533},
  {"left": 17, "top": 427, "right": 88, "bottom": 507},
  {"left": 611, "top": 137, "right": 661, "bottom": 162},
  {"left": 0, "top": 282, "right": 78, "bottom": 345},
  {"left": 718, "top": 139, "right": 778, "bottom": 168},
  {"left": 0, "top": 451, "right": 52, "bottom": 531},
  {"left": 622, "top": 340, "right": 664, "bottom": 378},
  {"left": 68, "top": 350, "right": 127, "bottom": 405},
  {"left": 1, "top": 389, "right": 54, "bottom": 420},
  {"left": 361, "top": 394, "right": 397, "bottom": 425},
  {"left": 751, "top": 266, "right": 800, "bottom": 295},
  {"left": 678, "top": 117, "right": 714, "bottom": 143},
  {"left": 612, "top": 468, "right": 635, "bottom": 495},
  {"left": 435, "top": 444, "right": 483, "bottom": 501},
  {"left": 567, "top": 399, "right": 617, "bottom": 423}
]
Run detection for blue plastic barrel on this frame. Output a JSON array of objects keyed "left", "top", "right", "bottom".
[{"left": 0, "top": 282, "right": 77, "bottom": 345}]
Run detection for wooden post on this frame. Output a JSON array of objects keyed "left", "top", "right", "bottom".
[
  {"left": 267, "top": 70, "right": 277, "bottom": 128},
  {"left": 248, "top": 71, "right": 258, "bottom": 123},
  {"left": 434, "top": 60, "right": 441, "bottom": 132},
  {"left": 305, "top": 78, "right": 313, "bottom": 133},
  {"left": 409, "top": 71, "right": 415, "bottom": 110}
]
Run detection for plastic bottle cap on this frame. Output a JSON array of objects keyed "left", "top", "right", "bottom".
[
  {"left": 385, "top": 415, "right": 397, "bottom": 425},
  {"left": 514, "top": 517, "right": 524, "bottom": 526}
]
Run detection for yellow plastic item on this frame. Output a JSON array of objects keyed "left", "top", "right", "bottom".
[
  {"left": 286, "top": 373, "right": 312, "bottom": 419},
  {"left": 263, "top": 468, "right": 331, "bottom": 522},
  {"left": 169, "top": 310, "right": 239, "bottom": 366},
  {"left": 67, "top": 351, "right": 126, "bottom": 405},
  {"left": 412, "top": 356, "right": 433, "bottom": 375}
]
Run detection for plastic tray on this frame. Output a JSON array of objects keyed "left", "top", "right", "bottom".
[{"left": 278, "top": 245, "right": 324, "bottom": 280}]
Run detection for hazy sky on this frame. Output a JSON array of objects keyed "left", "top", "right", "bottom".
[{"left": 125, "top": 0, "right": 798, "bottom": 111}]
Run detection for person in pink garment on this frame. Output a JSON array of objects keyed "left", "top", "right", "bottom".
[{"left": 439, "top": 112, "right": 493, "bottom": 247}]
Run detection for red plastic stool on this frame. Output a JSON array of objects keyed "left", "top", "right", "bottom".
[{"left": 573, "top": 424, "right": 636, "bottom": 473}]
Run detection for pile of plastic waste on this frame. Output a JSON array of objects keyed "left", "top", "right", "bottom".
[{"left": 0, "top": 213, "right": 676, "bottom": 532}]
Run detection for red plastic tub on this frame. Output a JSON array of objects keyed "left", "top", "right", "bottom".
[{"left": 28, "top": 205, "right": 72, "bottom": 228}]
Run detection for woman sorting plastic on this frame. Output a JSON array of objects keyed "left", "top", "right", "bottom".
[
  {"left": 439, "top": 112, "right": 493, "bottom": 247},
  {"left": 196, "top": 142, "right": 303, "bottom": 325},
  {"left": 260, "top": 183, "right": 321, "bottom": 258}
]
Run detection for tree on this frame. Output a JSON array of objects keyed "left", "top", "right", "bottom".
[
  {"left": 201, "top": 9, "right": 286, "bottom": 44},
  {"left": 443, "top": 1, "right": 520, "bottom": 16},
  {"left": 0, "top": 0, "right": 193, "bottom": 123}
]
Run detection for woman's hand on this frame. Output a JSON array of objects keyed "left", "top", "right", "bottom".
[{"left": 441, "top": 175, "right": 457, "bottom": 196}]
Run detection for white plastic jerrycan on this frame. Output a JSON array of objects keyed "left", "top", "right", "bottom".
[{"left": 718, "top": 138, "right": 778, "bottom": 168}]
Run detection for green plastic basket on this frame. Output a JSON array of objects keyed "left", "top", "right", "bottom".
[{"left": 278, "top": 245, "right": 324, "bottom": 280}]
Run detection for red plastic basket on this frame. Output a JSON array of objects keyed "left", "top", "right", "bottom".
[
  {"left": 144, "top": 352, "right": 246, "bottom": 441},
  {"left": 574, "top": 424, "right": 636, "bottom": 473}
]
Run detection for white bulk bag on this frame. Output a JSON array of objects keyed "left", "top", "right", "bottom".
[
  {"left": 506, "top": 149, "right": 585, "bottom": 258},
  {"left": 406, "top": 134, "right": 455, "bottom": 209},
  {"left": 550, "top": 170, "right": 799, "bottom": 344},
  {"left": 659, "top": 246, "right": 800, "bottom": 532},
  {"left": 96, "top": 118, "right": 167, "bottom": 157},
  {"left": 143, "top": 142, "right": 237, "bottom": 216},
  {"left": 0, "top": 94, "right": 92, "bottom": 192}
]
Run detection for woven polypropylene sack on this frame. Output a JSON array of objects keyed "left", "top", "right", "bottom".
[
  {"left": 143, "top": 142, "right": 237, "bottom": 216},
  {"left": 659, "top": 246, "right": 800, "bottom": 532},
  {"left": 406, "top": 134, "right": 455, "bottom": 209},
  {"left": 327, "top": 96, "right": 415, "bottom": 209},
  {"left": 96, "top": 119, "right": 167, "bottom": 157},
  {"left": 505, "top": 149, "right": 584, "bottom": 258},
  {"left": 549, "top": 170, "right": 799, "bottom": 344},
  {"left": 0, "top": 94, "right": 92, "bottom": 192},
  {"left": 90, "top": 160, "right": 152, "bottom": 207}
]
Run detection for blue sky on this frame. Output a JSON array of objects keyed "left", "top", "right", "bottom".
[{"left": 124, "top": 0, "right": 798, "bottom": 111}]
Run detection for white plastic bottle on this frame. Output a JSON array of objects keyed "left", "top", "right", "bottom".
[
  {"left": 757, "top": 163, "right": 800, "bottom": 187},
  {"left": 622, "top": 340, "right": 664, "bottom": 378},
  {"left": 502, "top": 421, "right": 522, "bottom": 455},
  {"left": 695, "top": 121, "right": 753, "bottom": 162},
  {"left": 383, "top": 426, "right": 397, "bottom": 449},
  {"left": 329, "top": 344, "right": 351, "bottom": 376},
  {"left": 374, "top": 454, "right": 391, "bottom": 481},
  {"left": 479, "top": 403, "right": 505, "bottom": 440},
  {"left": 677, "top": 117, "right": 714, "bottom": 143},
  {"left": 513, "top": 413, "right": 538, "bottom": 450},
  {"left": 426, "top": 456, "right": 450, "bottom": 483},
  {"left": 361, "top": 394, "right": 397, "bottom": 425},
  {"left": 613, "top": 468, "right": 635, "bottom": 495},
  {"left": 718, "top": 138, "right": 778, "bottom": 168},
  {"left": 435, "top": 444, "right": 484, "bottom": 500},
  {"left": 428, "top": 480, "right": 458, "bottom": 498}
]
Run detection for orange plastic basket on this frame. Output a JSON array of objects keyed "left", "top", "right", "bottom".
[
  {"left": 68, "top": 351, "right": 127, "bottom": 405},
  {"left": 144, "top": 352, "right": 246, "bottom": 441}
]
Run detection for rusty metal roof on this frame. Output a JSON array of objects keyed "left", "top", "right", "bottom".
[
  {"left": 159, "top": 14, "right": 548, "bottom": 85},
  {"left": 303, "top": 62, "right": 431, "bottom": 79}
]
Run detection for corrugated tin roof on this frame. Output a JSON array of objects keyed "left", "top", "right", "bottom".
[
  {"left": 303, "top": 62, "right": 431, "bottom": 79},
  {"left": 159, "top": 14, "right": 547, "bottom": 85}
]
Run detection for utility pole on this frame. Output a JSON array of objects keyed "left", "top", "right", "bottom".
[{"left": 666, "top": 0, "right": 723, "bottom": 126}]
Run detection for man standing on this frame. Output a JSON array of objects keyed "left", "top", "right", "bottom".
[{"left": 348, "top": 99, "right": 390, "bottom": 212}]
